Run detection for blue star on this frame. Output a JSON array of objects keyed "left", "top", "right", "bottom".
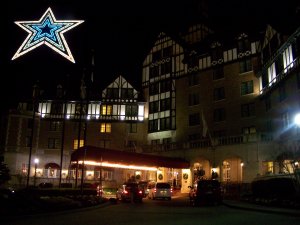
[{"left": 12, "top": 7, "right": 84, "bottom": 63}]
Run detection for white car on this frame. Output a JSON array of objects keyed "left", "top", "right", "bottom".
[{"left": 148, "top": 182, "right": 172, "bottom": 200}]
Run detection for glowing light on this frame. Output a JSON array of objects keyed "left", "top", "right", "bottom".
[
  {"left": 76, "top": 160, "right": 158, "bottom": 171},
  {"left": 295, "top": 113, "right": 300, "bottom": 126},
  {"left": 12, "top": 7, "right": 84, "bottom": 63}
]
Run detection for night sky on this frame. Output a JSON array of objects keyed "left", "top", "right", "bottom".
[{"left": 0, "top": 0, "right": 298, "bottom": 112}]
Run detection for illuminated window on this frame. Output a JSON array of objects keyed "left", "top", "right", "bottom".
[
  {"left": 101, "top": 105, "right": 112, "bottom": 115},
  {"left": 73, "top": 139, "right": 84, "bottom": 150},
  {"left": 222, "top": 161, "right": 230, "bottom": 181},
  {"left": 262, "top": 161, "right": 273, "bottom": 174},
  {"left": 100, "top": 123, "right": 111, "bottom": 133}
]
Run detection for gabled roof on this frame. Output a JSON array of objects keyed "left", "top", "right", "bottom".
[{"left": 71, "top": 145, "right": 190, "bottom": 169}]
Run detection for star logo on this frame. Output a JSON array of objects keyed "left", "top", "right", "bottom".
[{"left": 12, "top": 7, "right": 84, "bottom": 63}]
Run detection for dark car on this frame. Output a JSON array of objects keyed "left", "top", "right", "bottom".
[
  {"left": 116, "top": 182, "right": 143, "bottom": 203},
  {"left": 189, "top": 179, "right": 222, "bottom": 206}
]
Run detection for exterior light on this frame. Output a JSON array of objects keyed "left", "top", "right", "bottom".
[
  {"left": 240, "top": 162, "right": 244, "bottom": 167},
  {"left": 294, "top": 113, "right": 300, "bottom": 126},
  {"left": 34, "top": 158, "right": 39, "bottom": 187}
]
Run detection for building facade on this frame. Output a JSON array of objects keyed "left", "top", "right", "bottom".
[{"left": 1, "top": 22, "right": 300, "bottom": 193}]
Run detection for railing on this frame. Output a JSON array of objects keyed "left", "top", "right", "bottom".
[{"left": 142, "top": 133, "right": 274, "bottom": 153}]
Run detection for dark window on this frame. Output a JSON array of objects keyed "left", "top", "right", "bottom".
[
  {"left": 213, "top": 87, "right": 225, "bottom": 101},
  {"left": 75, "top": 103, "right": 86, "bottom": 115},
  {"left": 128, "top": 123, "right": 137, "bottom": 133},
  {"left": 28, "top": 119, "right": 33, "bottom": 129},
  {"left": 211, "top": 46, "right": 223, "bottom": 61},
  {"left": 25, "top": 136, "right": 31, "bottom": 147},
  {"left": 239, "top": 58, "right": 252, "bottom": 73},
  {"left": 149, "top": 101, "right": 159, "bottom": 113},
  {"left": 160, "top": 80, "right": 171, "bottom": 93},
  {"left": 162, "top": 46, "right": 172, "bottom": 58},
  {"left": 161, "top": 61, "right": 171, "bottom": 74},
  {"left": 106, "top": 88, "right": 119, "bottom": 99},
  {"left": 237, "top": 38, "right": 250, "bottom": 53},
  {"left": 265, "top": 95, "right": 271, "bottom": 111},
  {"left": 241, "top": 80, "right": 253, "bottom": 95},
  {"left": 241, "top": 103, "right": 255, "bottom": 117},
  {"left": 121, "top": 88, "right": 134, "bottom": 99},
  {"left": 160, "top": 117, "right": 170, "bottom": 130},
  {"left": 49, "top": 121, "right": 62, "bottom": 131},
  {"left": 149, "top": 82, "right": 159, "bottom": 95},
  {"left": 160, "top": 98, "right": 171, "bottom": 111},
  {"left": 48, "top": 138, "right": 60, "bottom": 149},
  {"left": 242, "top": 126, "right": 256, "bottom": 134},
  {"left": 188, "top": 74, "right": 200, "bottom": 86},
  {"left": 51, "top": 103, "right": 63, "bottom": 114},
  {"left": 149, "top": 119, "right": 158, "bottom": 132},
  {"left": 189, "top": 113, "right": 200, "bottom": 126},
  {"left": 189, "top": 93, "right": 200, "bottom": 106},
  {"left": 152, "top": 51, "right": 161, "bottom": 62},
  {"left": 213, "top": 108, "right": 226, "bottom": 122},
  {"left": 188, "top": 56, "right": 198, "bottom": 68},
  {"left": 279, "top": 84, "right": 287, "bottom": 102},
  {"left": 125, "top": 105, "right": 138, "bottom": 116},
  {"left": 149, "top": 66, "right": 159, "bottom": 78},
  {"left": 213, "top": 66, "right": 224, "bottom": 80}
]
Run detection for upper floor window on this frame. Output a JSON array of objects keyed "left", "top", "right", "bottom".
[
  {"left": 283, "top": 45, "right": 294, "bottom": 72},
  {"left": 51, "top": 103, "right": 63, "bottom": 114},
  {"left": 149, "top": 66, "right": 159, "bottom": 78},
  {"left": 189, "top": 113, "right": 200, "bottom": 126},
  {"left": 73, "top": 139, "right": 84, "bottom": 150},
  {"left": 241, "top": 103, "right": 255, "bottom": 117},
  {"left": 213, "top": 87, "right": 225, "bottom": 101},
  {"left": 106, "top": 88, "right": 119, "bottom": 99},
  {"left": 162, "top": 46, "right": 172, "bottom": 58},
  {"left": 211, "top": 46, "right": 223, "bottom": 62},
  {"left": 149, "top": 119, "right": 159, "bottom": 132},
  {"left": 149, "top": 82, "right": 159, "bottom": 95},
  {"left": 75, "top": 103, "right": 86, "bottom": 115},
  {"left": 160, "top": 117, "right": 171, "bottom": 130},
  {"left": 188, "top": 74, "right": 200, "bottom": 86},
  {"left": 213, "top": 66, "right": 224, "bottom": 80},
  {"left": 121, "top": 88, "right": 134, "bottom": 99},
  {"left": 125, "top": 105, "right": 138, "bottom": 116},
  {"left": 268, "top": 62, "right": 276, "bottom": 85},
  {"left": 100, "top": 123, "right": 111, "bottom": 133},
  {"left": 152, "top": 50, "right": 161, "bottom": 62},
  {"left": 278, "top": 84, "right": 287, "bottom": 102},
  {"left": 239, "top": 58, "right": 252, "bottom": 73},
  {"left": 149, "top": 101, "right": 159, "bottom": 113},
  {"left": 161, "top": 61, "right": 172, "bottom": 75},
  {"left": 101, "top": 105, "right": 112, "bottom": 115},
  {"left": 127, "top": 123, "right": 137, "bottom": 133},
  {"left": 160, "top": 98, "right": 171, "bottom": 111},
  {"left": 242, "top": 126, "right": 256, "bottom": 134},
  {"left": 189, "top": 93, "right": 200, "bottom": 106},
  {"left": 213, "top": 108, "right": 226, "bottom": 122},
  {"left": 188, "top": 55, "right": 198, "bottom": 68},
  {"left": 241, "top": 80, "right": 253, "bottom": 95},
  {"left": 48, "top": 138, "right": 60, "bottom": 149},
  {"left": 237, "top": 36, "right": 250, "bottom": 53},
  {"left": 49, "top": 121, "right": 62, "bottom": 131},
  {"left": 160, "top": 80, "right": 171, "bottom": 93}
]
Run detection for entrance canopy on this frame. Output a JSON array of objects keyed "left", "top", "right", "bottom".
[{"left": 71, "top": 145, "right": 190, "bottom": 169}]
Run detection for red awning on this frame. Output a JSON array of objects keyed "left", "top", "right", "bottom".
[
  {"left": 71, "top": 145, "right": 190, "bottom": 169},
  {"left": 44, "top": 162, "right": 60, "bottom": 169}
]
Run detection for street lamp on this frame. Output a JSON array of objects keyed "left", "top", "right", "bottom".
[{"left": 34, "top": 158, "right": 39, "bottom": 187}]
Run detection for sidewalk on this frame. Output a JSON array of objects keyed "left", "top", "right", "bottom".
[{"left": 223, "top": 199, "right": 300, "bottom": 217}]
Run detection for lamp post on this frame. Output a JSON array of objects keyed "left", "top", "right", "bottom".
[{"left": 34, "top": 158, "right": 39, "bottom": 187}]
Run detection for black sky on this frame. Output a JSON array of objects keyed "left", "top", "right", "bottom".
[{"left": 0, "top": 0, "right": 298, "bottom": 111}]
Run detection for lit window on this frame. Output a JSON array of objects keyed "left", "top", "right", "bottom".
[
  {"left": 101, "top": 105, "right": 112, "bottom": 115},
  {"left": 73, "top": 139, "right": 84, "bottom": 150},
  {"left": 100, "top": 123, "right": 111, "bottom": 133}
]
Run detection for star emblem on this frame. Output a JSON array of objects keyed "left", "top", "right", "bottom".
[{"left": 12, "top": 7, "right": 84, "bottom": 63}]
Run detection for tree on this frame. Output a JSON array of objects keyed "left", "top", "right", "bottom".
[{"left": 0, "top": 161, "right": 11, "bottom": 185}]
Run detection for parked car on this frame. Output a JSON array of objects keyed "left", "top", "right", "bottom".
[
  {"left": 148, "top": 182, "right": 172, "bottom": 200},
  {"left": 116, "top": 182, "right": 143, "bottom": 202},
  {"left": 189, "top": 179, "right": 222, "bottom": 206}
]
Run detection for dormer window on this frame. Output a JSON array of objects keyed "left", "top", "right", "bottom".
[{"left": 237, "top": 33, "right": 250, "bottom": 54}]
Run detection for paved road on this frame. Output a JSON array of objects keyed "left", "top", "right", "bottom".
[{"left": 3, "top": 194, "right": 299, "bottom": 225}]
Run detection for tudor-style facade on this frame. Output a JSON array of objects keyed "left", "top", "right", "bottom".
[{"left": 1, "top": 21, "right": 300, "bottom": 193}]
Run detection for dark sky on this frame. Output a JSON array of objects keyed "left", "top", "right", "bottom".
[{"left": 0, "top": 0, "right": 298, "bottom": 111}]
